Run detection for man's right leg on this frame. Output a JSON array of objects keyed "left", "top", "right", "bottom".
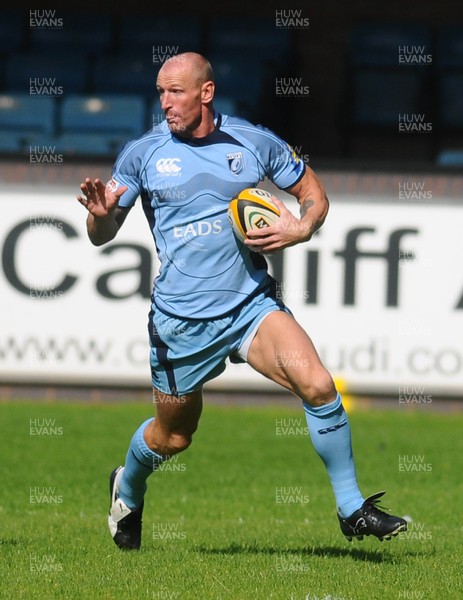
[{"left": 108, "top": 388, "right": 203, "bottom": 550}]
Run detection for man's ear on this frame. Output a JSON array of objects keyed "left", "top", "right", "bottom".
[{"left": 201, "top": 80, "right": 215, "bottom": 104}]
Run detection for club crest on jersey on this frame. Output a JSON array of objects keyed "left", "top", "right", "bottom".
[
  {"left": 156, "top": 158, "right": 182, "bottom": 176},
  {"left": 226, "top": 152, "right": 244, "bottom": 175}
]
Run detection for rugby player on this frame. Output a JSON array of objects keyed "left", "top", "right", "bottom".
[{"left": 76, "top": 52, "right": 407, "bottom": 550}]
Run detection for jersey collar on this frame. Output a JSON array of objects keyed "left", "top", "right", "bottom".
[{"left": 171, "top": 114, "right": 241, "bottom": 147}]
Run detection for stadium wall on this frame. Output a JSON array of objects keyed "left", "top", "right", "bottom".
[{"left": 1, "top": 171, "right": 462, "bottom": 398}]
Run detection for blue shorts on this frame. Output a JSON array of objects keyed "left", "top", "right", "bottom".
[{"left": 148, "top": 281, "right": 290, "bottom": 395}]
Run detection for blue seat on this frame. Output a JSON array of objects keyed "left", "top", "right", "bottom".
[
  {"left": 0, "top": 11, "right": 25, "bottom": 53},
  {"left": 436, "top": 25, "right": 463, "bottom": 68},
  {"left": 208, "top": 16, "right": 292, "bottom": 65},
  {"left": 0, "top": 93, "right": 56, "bottom": 153},
  {"left": 118, "top": 15, "right": 203, "bottom": 54},
  {"left": 207, "top": 53, "right": 266, "bottom": 121},
  {"left": 351, "top": 70, "right": 427, "bottom": 126},
  {"left": 5, "top": 52, "right": 89, "bottom": 94},
  {"left": 438, "top": 73, "right": 463, "bottom": 128},
  {"left": 30, "top": 13, "right": 112, "bottom": 56},
  {"left": 60, "top": 94, "right": 147, "bottom": 139},
  {"left": 91, "top": 55, "right": 157, "bottom": 97},
  {"left": 0, "top": 93, "right": 56, "bottom": 134},
  {"left": 34, "top": 132, "right": 128, "bottom": 158},
  {"left": 210, "top": 53, "right": 265, "bottom": 98},
  {"left": 0, "top": 131, "right": 28, "bottom": 153},
  {"left": 436, "top": 149, "right": 463, "bottom": 166},
  {"left": 34, "top": 95, "right": 148, "bottom": 158},
  {"left": 214, "top": 96, "right": 239, "bottom": 117},
  {"left": 350, "top": 23, "right": 432, "bottom": 67}
]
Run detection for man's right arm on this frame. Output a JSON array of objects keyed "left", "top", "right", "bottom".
[
  {"left": 86, "top": 207, "right": 130, "bottom": 246},
  {"left": 76, "top": 177, "right": 129, "bottom": 246}
]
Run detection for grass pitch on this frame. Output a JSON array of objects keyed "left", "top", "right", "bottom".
[{"left": 0, "top": 399, "right": 462, "bottom": 600}]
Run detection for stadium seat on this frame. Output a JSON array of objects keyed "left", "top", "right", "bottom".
[
  {"left": 55, "top": 94, "right": 147, "bottom": 157},
  {"left": 207, "top": 15, "right": 292, "bottom": 124},
  {"left": 0, "top": 94, "right": 56, "bottom": 152},
  {"left": 344, "top": 21, "right": 436, "bottom": 158},
  {"left": 208, "top": 16, "right": 292, "bottom": 66},
  {"left": 213, "top": 96, "right": 239, "bottom": 117},
  {"left": 350, "top": 22, "right": 432, "bottom": 67},
  {"left": 29, "top": 12, "right": 113, "bottom": 56},
  {"left": 91, "top": 55, "right": 158, "bottom": 97},
  {"left": 436, "top": 25, "right": 463, "bottom": 68},
  {"left": 30, "top": 95, "right": 148, "bottom": 158},
  {"left": 118, "top": 14, "right": 203, "bottom": 55},
  {"left": 61, "top": 94, "right": 147, "bottom": 136},
  {"left": 351, "top": 70, "right": 428, "bottom": 126},
  {"left": 4, "top": 52, "right": 89, "bottom": 94},
  {"left": 210, "top": 55, "right": 259, "bottom": 97},
  {"left": 33, "top": 132, "right": 129, "bottom": 158},
  {"left": 433, "top": 26, "right": 463, "bottom": 158},
  {"left": 438, "top": 73, "right": 463, "bottom": 128},
  {"left": 0, "top": 11, "right": 25, "bottom": 54},
  {"left": 436, "top": 149, "right": 463, "bottom": 166},
  {"left": 0, "top": 131, "right": 29, "bottom": 153},
  {"left": 207, "top": 53, "right": 266, "bottom": 120}
]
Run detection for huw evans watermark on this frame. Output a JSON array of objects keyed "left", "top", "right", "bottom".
[
  {"left": 29, "top": 486, "right": 63, "bottom": 504},
  {"left": 275, "top": 418, "right": 308, "bottom": 437},
  {"left": 275, "top": 9, "right": 309, "bottom": 29},
  {"left": 275, "top": 78, "right": 309, "bottom": 97},
  {"left": 398, "top": 455, "right": 432, "bottom": 472},
  {"left": 398, "top": 45, "right": 432, "bottom": 65},
  {"left": 30, "top": 10, "right": 63, "bottom": 29},
  {"left": 29, "top": 418, "right": 63, "bottom": 436},
  {"left": 275, "top": 486, "right": 310, "bottom": 504}
]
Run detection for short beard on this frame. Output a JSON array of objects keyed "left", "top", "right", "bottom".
[
  {"left": 167, "top": 114, "right": 202, "bottom": 139},
  {"left": 168, "top": 122, "right": 191, "bottom": 137}
]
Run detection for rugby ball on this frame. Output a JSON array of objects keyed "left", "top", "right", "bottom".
[{"left": 228, "top": 188, "right": 280, "bottom": 243}]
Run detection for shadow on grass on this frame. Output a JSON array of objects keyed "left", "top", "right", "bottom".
[
  {"left": 195, "top": 541, "right": 432, "bottom": 563},
  {"left": 0, "top": 538, "right": 21, "bottom": 546}
]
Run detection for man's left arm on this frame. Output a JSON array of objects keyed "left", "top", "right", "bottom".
[{"left": 244, "top": 166, "right": 329, "bottom": 253}]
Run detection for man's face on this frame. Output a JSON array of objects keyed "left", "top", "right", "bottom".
[{"left": 156, "top": 62, "right": 203, "bottom": 137}]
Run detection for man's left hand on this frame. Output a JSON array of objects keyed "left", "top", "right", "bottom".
[{"left": 244, "top": 197, "right": 311, "bottom": 254}]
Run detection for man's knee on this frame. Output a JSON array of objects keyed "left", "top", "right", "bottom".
[
  {"left": 148, "top": 430, "right": 192, "bottom": 456},
  {"left": 163, "top": 432, "right": 193, "bottom": 455},
  {"left": 297, "top": 370, "right": 337, "bottom": 407},
  {"left": 149, "top": 387, "right": 202, "bottom": 456}
]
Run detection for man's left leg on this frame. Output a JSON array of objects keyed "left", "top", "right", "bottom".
[
  {"left": 246, "top": 310, "right": 407, "bottom": 541},
  {"left": 247, "top": 311, "right": 364, "bottom": 518}
]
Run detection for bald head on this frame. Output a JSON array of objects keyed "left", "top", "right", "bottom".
[{"left": 159, "top": 52, "right": 214, "bottom": 86}]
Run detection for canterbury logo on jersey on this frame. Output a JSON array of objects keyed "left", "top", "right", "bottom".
[{"left": 156, "top": 158, "right": 182, "bottom": 175}]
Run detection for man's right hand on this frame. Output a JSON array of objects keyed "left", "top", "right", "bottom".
[
  {"left": 76, "top": 177, "right": 128, "bottom": 218},
  {"left": 76, "top": 177, "right": 129, "bottom": 245}
]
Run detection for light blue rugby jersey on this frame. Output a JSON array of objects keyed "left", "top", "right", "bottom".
[{"left": 112, "top": 113, "right": 305, "bottom": 319}]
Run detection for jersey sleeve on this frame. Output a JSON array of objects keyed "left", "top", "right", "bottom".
[
  {"left": 254, "top": 124, "right": 306, "bottom": 190},
  {"left": 110, "top": 140, "right": 144, "bottom": 208}
]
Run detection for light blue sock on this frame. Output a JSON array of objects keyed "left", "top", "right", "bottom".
[
  {"left": 303, "top": 393, "right": 364, "bottom": 518},
  {"left": 118, "top": 418, "right": 169, "bottom": 510}
]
